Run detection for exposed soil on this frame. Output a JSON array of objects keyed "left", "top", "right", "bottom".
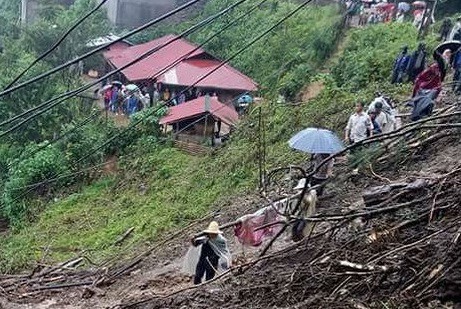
[{"left": 300, "top": 81, "right": 325, "bottom": 102}]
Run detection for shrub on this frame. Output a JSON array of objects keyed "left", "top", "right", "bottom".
[{"left": 2, "top": 145, "right": 69, "bottom": 224}]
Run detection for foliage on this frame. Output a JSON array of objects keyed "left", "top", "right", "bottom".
[
  {"left": 2, "top": 144, "right": 69, "bottom": 225},
  {"left": 437, "top": 0, "right": 461, "bottom": 18},
  {"left": 0, "top": 0, "right": 116, "bottom": 225},
  {"left": 0, "top": 7, "right": 438, "bottom": 273}
]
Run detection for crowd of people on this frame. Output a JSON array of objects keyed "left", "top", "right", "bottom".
[
  {"left": 344, "top": 0, "right": 430, "bottom": 28},
  {"left": 100, "top": 81, "right": 218, "bottom": 117}
]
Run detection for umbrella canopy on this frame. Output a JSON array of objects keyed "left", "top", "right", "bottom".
[
  {"left": 412, "top": 1, "right": 426, "bottom": 8},
  {"left": 398, "top": 2, "right": 410, "bottom": 12},
  {"left": 288, "top": 128, "right": 345, "bottom": 154},
  {"left": 237, "top": 94, "right": 253, "bottom": 104},
  {"left": 102, "top": 84, "right": 112, "bottom": 91},
  {"left": 434, "top": 41, "right": 461, "bottom": 81},
  {"left": 434, "top": 41, "right": 461, "bottom": 58},
  {"left": 125, "top": 84, "right": 139, "bottom": 91},
  {"left": 112, "top": 81, "right": 123, "bottom": 86}
]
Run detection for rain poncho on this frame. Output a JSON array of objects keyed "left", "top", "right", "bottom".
[
  {"left": 367, "top": 97, "right": 396, "bottom": 133},
  {"left": 182, "top": 235, "right": 231, "bottom": 276},
  {"left": 234, "top": 207, "right": 283, "bottom": 247},
  {"left": 407, "top": 89, "right": 437, "bottom": 121},
  {"left": 233, "top": 195, "right": 298, "bottom": 247}
]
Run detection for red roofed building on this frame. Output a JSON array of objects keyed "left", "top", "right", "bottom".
[
  {"left": 103, "top": 35, "right": 258, "bottom": 104},
  {"left": 159, "top": 95, "right": 239, "bottom": 148}
]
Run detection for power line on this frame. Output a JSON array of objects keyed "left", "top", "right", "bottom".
[
  {"left": 0, "top": 0, "right": 203, "bottom": 98},
  {"left": 5, "top": 0, "right": 316, "bottom": 205},
  {"left": 0, "top": 0, "right": 246, "bottom": 134},
  {"left": 3, "top": 0, "right": 111, "bottom": 90}
]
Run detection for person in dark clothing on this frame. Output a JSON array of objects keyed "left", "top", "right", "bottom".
[
  {"left": 407, "top": 43, "right": 427, "bottom": 83},
  {"left": 191, "top": 221, "right": 230, "bottom": 285},
  {"left": 392, "top": 46, "right": 411, "bottom": 84},
  {"left": 440, "top": 19, "right": 453, "bottom": 42},
  {"left": 368, "top": 111, "right": 382, "bottom": 135},
  {"left": 309, "top": 153, "right": 334, "bottom": 197},
  {"left": 193, "top": 239, "right": 219, "bottom": 284},
  {"left": 407, "top": 89, "right": 437, "bottom": 121},
  {"left": 452, "top": 49, "right": 461, "bottom": 94}
]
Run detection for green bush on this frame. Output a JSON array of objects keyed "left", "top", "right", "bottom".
[{"left": 2, "top": 145, "right": 69, "bottom": 224}]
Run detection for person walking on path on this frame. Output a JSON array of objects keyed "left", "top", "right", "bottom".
[
  {"left": 449, "top": 17, "right": 461, "bottom": 41},
  {"left": 191, "top": 221, "right": 230, "bottom": 285},
  {"left": 391, "top": 46, "right": 410, "bottom": 84},
  {"left": 452, "top": 48, "right": 461, "bottom": 94},
  {"left": 440, "top": 18, "right": 453, "bottom": 42},
  {"left": 407, "top": 43, "right": 427, "bottom": 83},
  {"left": 413, "top": 63, "right": 442, "bottom": 98},
  {"left": 345, "top": 102, "right": 374, "bottom": 174},
  {"left": 345, "top": 102, "right": 374, "bottom": 145},
  {"left": 371, "top": 101, "right": 388, "bottom": 134},
  {"left": 309, "top": 153, "right": 334, "bottom": 197}
]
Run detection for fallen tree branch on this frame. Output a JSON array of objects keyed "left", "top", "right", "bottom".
[{"left": 114, "top": 227, "right": 135, "bottom": 246}]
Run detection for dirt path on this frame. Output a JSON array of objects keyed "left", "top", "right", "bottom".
[{"left": 298, "top": 24, "right": 351, "bottom": 103}]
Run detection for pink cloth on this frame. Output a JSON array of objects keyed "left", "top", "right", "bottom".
[{"left": 234, "top": 207, "right": 284, "bottom": 247}]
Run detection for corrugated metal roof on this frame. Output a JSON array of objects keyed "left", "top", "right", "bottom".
[
  {"left": 159, "top": 96, "right": 239, "bottom": 126},
  {"left": 103, "top": 35, "right": 258, "bottom": 91},
  {"left": 86, "top": 34, "right": 133, "bottom": 48}
]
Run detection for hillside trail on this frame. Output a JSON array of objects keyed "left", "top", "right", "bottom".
[{"left": 298, "top": 19, "right": 353, "bottom": 102}]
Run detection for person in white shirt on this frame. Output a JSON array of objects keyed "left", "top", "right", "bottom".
[
  {"left": 368, "top": 95, "right": 395, "bottom": 133},
  {"left": 345, "top": 101, "right": 374, "bottom": 144},
  {"left": 345, "top": 102, "right": 374, "bottom": 175}
]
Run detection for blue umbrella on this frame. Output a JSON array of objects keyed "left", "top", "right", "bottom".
[
  {"left": 288, "top": 128, "right": 345, "bottom": 154},
  {"left": 398, "top": 2, "right": 410, "bottom": 12}
]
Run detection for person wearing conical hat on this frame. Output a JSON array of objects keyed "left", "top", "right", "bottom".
[{"left": 191, "top": 221, "right": 230, "bottom": 285}]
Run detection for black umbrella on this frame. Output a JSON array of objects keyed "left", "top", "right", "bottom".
[
  {"left": 433, "top": 41, "right": 461, "bottom": 59},
  {"left": 433, "top": 41, "right": 461, "bottom": 81}
]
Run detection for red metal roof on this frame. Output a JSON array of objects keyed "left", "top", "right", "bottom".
[
  {"left": 159, "top": 96, "right": 239, "bottom": 126},
  {"left": 104, "top": 35, "right": 258, "bottom": 91}
]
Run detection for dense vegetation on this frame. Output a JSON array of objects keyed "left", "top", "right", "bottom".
[
  {"left": 0, "top": 0, "right": 119, "bottom": 225},
  {"left": 0, "top": 2, "right": 438, "bottom": 272}
]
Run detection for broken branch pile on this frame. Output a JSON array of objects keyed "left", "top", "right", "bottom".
[{"left": 124, "top": 169, "right": 461, "bottom": 308}]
